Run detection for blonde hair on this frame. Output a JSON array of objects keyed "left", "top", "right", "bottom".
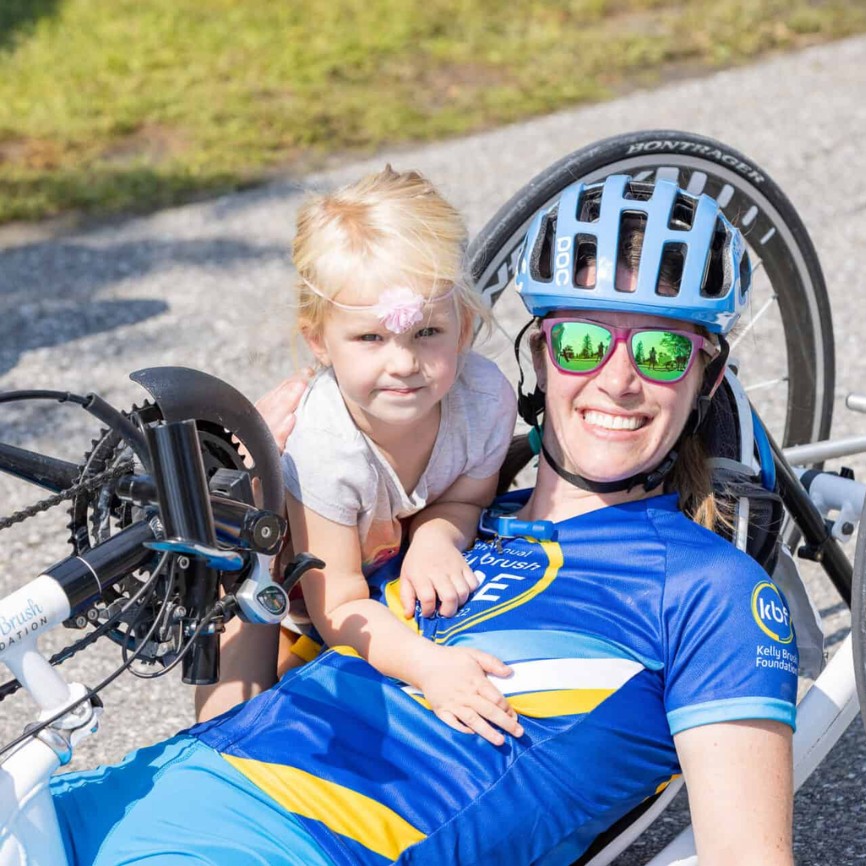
[{"left": 292, "top": 165, "right": 488, "bottom": 341}]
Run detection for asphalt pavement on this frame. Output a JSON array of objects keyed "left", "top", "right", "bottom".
[{"left": 1, "top": 34, "right": 865, "bottom": 865}]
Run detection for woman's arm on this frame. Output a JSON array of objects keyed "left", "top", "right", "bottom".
[
  {"left": 254, "top": 372, "right": 312, "bottom": 452},
  {"left": 674, "top": 719, "right": 794, "bottom": 866}
]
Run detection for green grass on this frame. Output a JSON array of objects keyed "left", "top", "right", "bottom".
[{"left": 1, "top": 0, "right": 865, "bottom": 224}]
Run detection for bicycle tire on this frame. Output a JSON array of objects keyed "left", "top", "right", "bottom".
[{"left": 468, "top": 129, "right": 835, "bottom": 449}]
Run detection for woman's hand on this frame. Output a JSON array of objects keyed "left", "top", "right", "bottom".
[
  {"left": 255, "top": 370, "right": 312, "bottom": 453},
  {"left": 413, "top": 645, "right": 524, "bottom": 746},
  {"left": 399, "top": 536, "right": 479, "bottom": 618}
]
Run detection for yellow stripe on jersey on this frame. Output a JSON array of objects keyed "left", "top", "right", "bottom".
[
  {"left": 434, "top": 540, "right": 564, "bottom": 643},
  {"left": 330, "top": 645, "right": 362, "bottom": 658},
  {"left": 291, "top": 634, "right": 323, "bottom": 663},
  {"left": 221, "top": 755, "right": 426, "bottom": 861},
  {"left": 383, "top": 578, "right": 421, "bottom": 634},
  {"left": 508, "top": 688, "right": 615, "bottom": 718},
  {"left": 404, "top": 687, "right": 615, "bottom": 718},
  {"left": 655, "top": 774, "right": 681, "bottom": 795}
]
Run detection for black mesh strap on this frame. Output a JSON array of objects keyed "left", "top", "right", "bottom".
[{"left": 689, "top": 336, "right": 730, "bottom": 434}]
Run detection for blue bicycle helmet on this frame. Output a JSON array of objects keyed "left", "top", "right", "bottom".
[{"left": 515, "top": 175, "right": 750, "bottom": 334}]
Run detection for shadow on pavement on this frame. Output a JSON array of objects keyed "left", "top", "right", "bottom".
[{"left": 0, "top": 235, "right": 290, "bottom": 374}]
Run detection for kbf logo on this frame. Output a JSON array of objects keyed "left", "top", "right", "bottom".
[{"left": 751, "top": 582, "right": 794, "bottom": 644}]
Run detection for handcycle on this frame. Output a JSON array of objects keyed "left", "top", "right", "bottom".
[
  {"left": 0, "top": 130, "right": 865, "bottom": 865},
  {"left": 0, "top": 368, "right": 325, "bottom": 865}
]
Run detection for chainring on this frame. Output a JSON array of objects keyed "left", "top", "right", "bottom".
[{"left": 64, "top": 402, "right": 247, "bottom": 663}]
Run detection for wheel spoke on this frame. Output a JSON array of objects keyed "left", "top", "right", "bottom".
[
  {"left": 730, "top": 292, "right": 777, "bottom": 351},
  {"left": 744, "top": 376, "right": 788, "bottom": 393}
]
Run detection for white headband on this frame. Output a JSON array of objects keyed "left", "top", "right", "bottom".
[{"left": 302, "top": 279, "right": 456, "bottom": 334}]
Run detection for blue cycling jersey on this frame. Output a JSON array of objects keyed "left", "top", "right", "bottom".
[{"left": 51, "top": 493, "right": 797, "bottom": 866}]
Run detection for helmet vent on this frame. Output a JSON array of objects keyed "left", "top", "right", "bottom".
[
  {"left": 669, "top": 196, "right": 696, "bottom": 230},
  {"left": 530, "top": 214, "right": 554, "bottom": 281},
  {"left": 578, "top": 191, "right": 601, "bottom": 222},
  {"left": 658, "top": 243, "right": 686, "bottom": 296},
  {"left": 615, "top": 213, "right": 647, "bottom": 292},
  {"left": 574, "top": 235, "right": 598, "bottom": 288},
  {"left": 622, "top": 181, "right": 653, "bottom": 203},
  {"left": 702, "top": 229, "right": 729, "bottom": 297},
  {"left": 739, "top": 251, "right": 752, "bottom": 301}
]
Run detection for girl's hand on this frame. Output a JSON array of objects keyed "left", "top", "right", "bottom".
[
  {"left": 399, "top": 538, "right": 479, "bottom": 618},
  {"left": 255, "top": 370, "right": 312, "bottom": 453},
  {"left": 414, "top": 646, "right": 523, "bottom": 746}
]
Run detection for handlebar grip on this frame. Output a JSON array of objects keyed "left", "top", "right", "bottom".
[
  {"left": 846, "top": 393, "right": 866, "bottom": 414},
  {"left": 145, "top": 420, "right": 221, "bottom": 684}
]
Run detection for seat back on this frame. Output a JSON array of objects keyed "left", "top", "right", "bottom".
[{"left": 702, "top": 371, "right": 785, "bottom": 572}]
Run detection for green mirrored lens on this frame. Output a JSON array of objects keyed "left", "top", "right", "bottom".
[
  {"left": 550, "top": 322, "right": 612, "bottom": 373},
  {"left": 631, "top": 331, "right": 694, "bottom": 382}
]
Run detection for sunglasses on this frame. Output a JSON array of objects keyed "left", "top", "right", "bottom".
[{"left": 540, "top": 317, "right": 719, "bottom": 384}]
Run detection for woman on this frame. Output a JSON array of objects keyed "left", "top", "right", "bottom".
[{"left": 51, "top": 175, "right": 796, "bottom": 866}]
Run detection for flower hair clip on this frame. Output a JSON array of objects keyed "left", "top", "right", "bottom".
[
  {"left": 371, "top": 288, "right": 425, "bottom": 333},
  {"left": 302, "top": 279, "right": 455, "bottom": 334}
]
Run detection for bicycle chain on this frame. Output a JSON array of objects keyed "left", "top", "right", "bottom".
[
  {"left": 0, "top": 460, "right": 136, "bottom": 702},
  {"left": 0, "top": 461, "right": 133, "bottom": 531}
]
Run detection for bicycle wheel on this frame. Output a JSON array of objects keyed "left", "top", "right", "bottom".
[{"left": 469, "top": 129, "right": 835, "bottom": 449}]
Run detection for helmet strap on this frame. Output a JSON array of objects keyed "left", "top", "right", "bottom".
[
  {"left": 539, "top": 438, "right": 679, "bottom": 494},
  {"left": 514, "top": 318, "right": 546, "bottom": 429},
  {"left": 686, "top": 336, "right": 730, "bottom": 435}
]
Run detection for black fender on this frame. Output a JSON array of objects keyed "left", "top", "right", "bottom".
[{"left": 130, "top": 367, "right": 283, "bottom": 515}]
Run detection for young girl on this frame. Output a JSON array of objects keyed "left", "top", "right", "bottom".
[{"left": 281, "top": 166, "right": 522, "bottom": 745}]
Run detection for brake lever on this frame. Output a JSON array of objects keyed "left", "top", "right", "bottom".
[{"left": 280, "top": 552, "right": 326, "bottom": 594}]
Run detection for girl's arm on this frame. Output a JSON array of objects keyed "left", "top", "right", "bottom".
[
  {"left": 194, "top": 616, "right": 280, "bottom": 722},
  {"left": 400, "top": 471, "right": 498, "bottom": 617},
  {"left": 674, "top": 719, "right": 794, "bottom": 866},
  {"left": 288, "top": 493, "right": 523, "bottom": 745}
]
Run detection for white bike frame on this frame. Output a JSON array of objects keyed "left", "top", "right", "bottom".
[
  {"left": 0, "top": 575, "right": 88, "bottom": 866},
  {"left": 0, "top": 553, "right": 283, "bottom": 866},
  {"left": 0, "top": 440, "right": 863, "bottom": 866}
]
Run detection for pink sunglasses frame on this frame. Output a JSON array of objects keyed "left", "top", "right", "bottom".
[{"left": 540, "top": 316, "right": 719, "bottom": 384}]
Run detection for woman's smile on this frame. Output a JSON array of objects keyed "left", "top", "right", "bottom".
[{"left": 580, "top": 408, "right": 650, "bottom": 433}]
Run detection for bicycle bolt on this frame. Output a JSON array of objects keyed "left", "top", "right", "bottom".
[
  {"left": 842, "top": 522, "right": 855, "bottom": 536},
  {"left": 260, "top": 526, "right": 273, "bottom": 539},
  {"left": 178, "top": 556, "right": 191, "bottom": 570},
  {"left": 87, "top": 608, "right": 99, "bottom": 621},
  {"left": 75, "top": 615, "right": 87, "bottom": 629}
]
